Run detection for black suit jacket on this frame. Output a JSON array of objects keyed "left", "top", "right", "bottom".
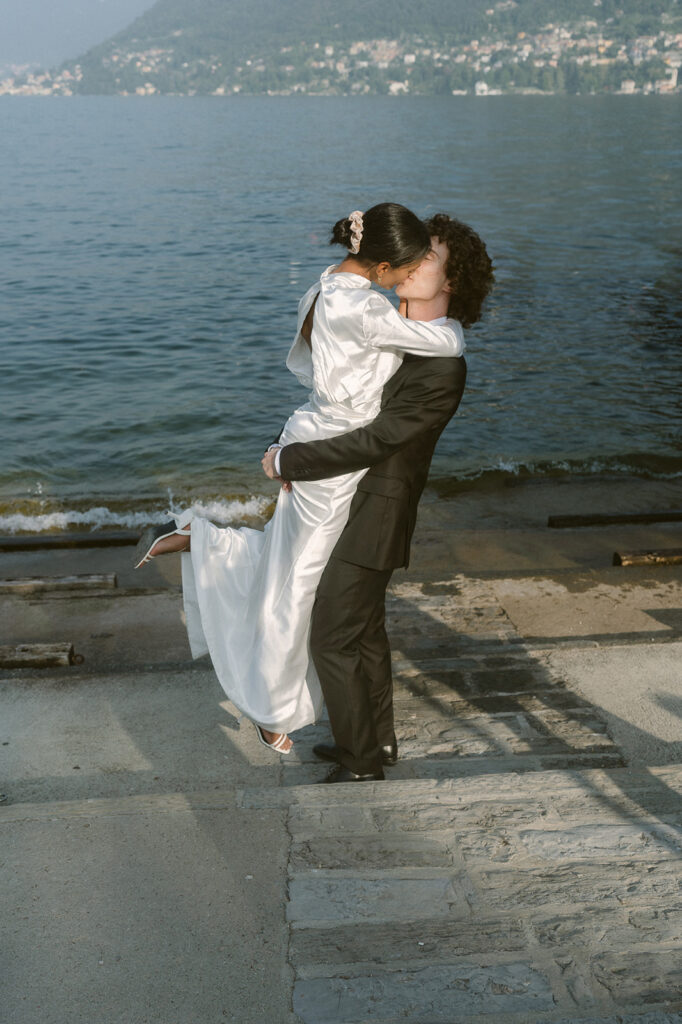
[{"left": 278, "top": 353, "right": 466, "bottom": 571}]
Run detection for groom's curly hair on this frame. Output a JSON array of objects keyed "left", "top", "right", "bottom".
[{"left": 425, "top": 214, "right": 494, "bottom": 328}]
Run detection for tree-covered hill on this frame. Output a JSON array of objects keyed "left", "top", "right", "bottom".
[
  {"left": 77, "top": 0, "right": 678, "bottom": 62},
  {"left": 7, "top": 0, "right": 681, "bottom": 95}
]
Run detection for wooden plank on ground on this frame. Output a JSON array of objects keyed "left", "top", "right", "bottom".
[
  {"left": 548, "top": 511, "right": 682, "bottom": 529},
  {"left": 0, "top": 643, "right": 83, "bottom": 668},
  {"left": 613, "top": 548, "right": 682, "bottom": 567},
  {"left": 0, "top": 573, "right": 117, "bottom": 594},
  {"left": 0, "top": 531, "right": 137, "bottom": 551}
]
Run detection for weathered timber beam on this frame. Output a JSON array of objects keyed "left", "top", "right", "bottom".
[
  {"left": 613, "top": 548, "right": 682, "bottom": 567},
  {"left": 0, "top": 643, "right": 84, "bottom": 668},
  {"left": 0, "top": 574, "right": 117, "bottom": 594},
  {"left": 548, "top": 511, "right": 682, "bottom": 529}
]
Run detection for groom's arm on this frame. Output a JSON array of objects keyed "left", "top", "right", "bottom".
[{"left": 279, "top": 357, "right": 466, "bottom": 482}]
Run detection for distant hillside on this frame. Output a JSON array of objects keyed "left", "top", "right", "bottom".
[
  {"left": 66, "top": 0, "right": 509, "bottom": 87},
  {"left": 74, "top": 0, "right": 679, "bottom": 55},
  {"left": 4, "top": 0, "right": 680, "bottom": 96}
]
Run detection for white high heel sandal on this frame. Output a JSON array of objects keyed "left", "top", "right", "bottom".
[
  {"left": 254, "top": 723, "right": 292, "bottom": 755},
  {"left": 133, "top": 508, "right": 194, "bottom": 569}
]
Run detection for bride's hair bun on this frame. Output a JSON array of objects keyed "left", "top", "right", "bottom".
[
  {"left": 329, "top": 202, "right": 430, "bottom": 268},
  {"left": 330, "top": 216, "right": 354, "bottom": 249}
]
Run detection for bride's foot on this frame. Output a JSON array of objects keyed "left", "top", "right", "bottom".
[
  {"left": 133, "top": 512, "right": 193, "bottom": 568},
  {"left": 147, "top": 530, "right": 190, "bottom": 558},
  {"left": 261, "top": 728, "right": 293, "bottom": 753},
  {"left": 255, "top": 725, "right": 293, "bottom": 754}
]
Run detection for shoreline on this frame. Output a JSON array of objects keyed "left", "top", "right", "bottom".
[
  {"left": 1, "top": 472, "right": 680, "bottom": 615},
  {"left": 2, "top": 472, "right": 680, "bottom": 670},
  {"left": 1, "top": 470, "right": 680, "bottom": 538}
]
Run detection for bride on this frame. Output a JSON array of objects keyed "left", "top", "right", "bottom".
[{"left": 133, "top": 203, "right": 465, "bottom": 754}]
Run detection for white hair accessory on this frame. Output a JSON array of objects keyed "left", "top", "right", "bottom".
[{"left": 348, "top": 210, "right": 364, "bottom": 254}]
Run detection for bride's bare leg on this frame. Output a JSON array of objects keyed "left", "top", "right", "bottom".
[
  {"left": 260, "top": 728, "right": 293, "bottom": 753},
  {"left": 149, "top": 526, "right": 191, "bottom": 558}
]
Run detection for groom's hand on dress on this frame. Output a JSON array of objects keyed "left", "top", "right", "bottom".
[
  {"left": 261, "top": 449, "right": 279, "bottom": 478},
  {"left": 261, "top": 449, "right": 292, "bottom": 492}
]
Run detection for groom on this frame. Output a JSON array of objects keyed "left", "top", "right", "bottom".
[{"left": 268, "top": 214, "right": 493, "bottom": 782}]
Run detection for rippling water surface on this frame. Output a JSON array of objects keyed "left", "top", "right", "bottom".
[{"left": 1, "top": 96, "right": 680, "bottom": 531}]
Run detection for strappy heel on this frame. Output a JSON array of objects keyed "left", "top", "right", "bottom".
[
  {"left": 133, "top": 508, "right": 193, "bottom": 569},
  {"left": 254, "top": 723, "right": 292, "bottom": 755}
]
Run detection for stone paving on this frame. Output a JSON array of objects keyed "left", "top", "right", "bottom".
[{"left": 241, "top": 577, "right": 682, "bottom": 1024}]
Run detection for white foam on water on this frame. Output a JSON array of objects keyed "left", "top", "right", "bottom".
[
  {"left": 0, "top": 496, "right": 273, "bottom": 534},
  {"left": 178, "top": 496, "right": 273, "bottom": 524}
]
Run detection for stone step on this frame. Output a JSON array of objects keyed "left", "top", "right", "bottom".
[
  {"left": 289, "top": 908, "right": 682, "bottom": 973},
  {"left": 285, "top": 783, "right": 682, "bottom": 838},
  {"left": 288, "top": 819, "right": 682, "bottom": 875},
  {"left": 390, "top": 633, "right": 520, "bottom": 658},
  {"left": 391, "top": 690, "right": 593, "bottom": 714},
  {"left": 292, "top": 960, "right": 682, "bottom": 1023},
  {"left": 278, "top": 763, "right": 682, "bottom": 1023},
  {"left": 280, "top": 693, "right": 626, "bottom": 784},
  {"left": 240, "top": 762, "right": 682, "bottom": 810},
  {"left": 292, "top": 961, "right": 558, "bottom": 1023},
  {"left": 391, "top": 667, "right": 564, "bottom": 699},
  {"left": 282, "top": 645, "right": 625, "bottom": 786},
  {"left": 546, "top": 1015, "right": 682, "bottom": 1024},
  {"left": 287, "top": 708, "right": 621, "bottom": 760},
  {"left": 282, "top": 751, "right": 628, "bottom": 787},
  {"left": 381, "top": 583, "right": 522, "bottom": 654},
  {"left": 389, "top": 650, "right": 530, "bottom": 673}
]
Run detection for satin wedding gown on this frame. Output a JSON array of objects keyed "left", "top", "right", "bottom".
[{"left": 181, "top": 267, "right": 464, "bottom": 734}]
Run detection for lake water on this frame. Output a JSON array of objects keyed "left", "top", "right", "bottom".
[{"left": 1, "top": 95, "right": 680, "bottom": 532}]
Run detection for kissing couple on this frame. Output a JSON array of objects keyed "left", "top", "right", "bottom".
[{"left": 134, "top": 202, "right": 494, "bottom": 782}]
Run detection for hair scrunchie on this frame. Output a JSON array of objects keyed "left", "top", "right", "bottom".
[{"left": 348, "top": 210, "right": 364, "bottom": 254}]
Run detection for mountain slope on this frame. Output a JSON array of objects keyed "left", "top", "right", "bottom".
[
  {"left": 9, "top": 0, "right": 681, "bottom": 95},
  {"left": 78, "top": 0, "right": 677, "bottom": 58},
  {"left": 84, "top": 0, "right": 499, "bottom": 57}
]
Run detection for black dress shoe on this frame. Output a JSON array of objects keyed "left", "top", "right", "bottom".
[
  {"left": 322, "top": 764, "right": 385, "bottom": 784},
  {"left": 380, "top": 741, "right": 398, "bottom": 766},
  {"left": 315, "top": 741, "right": 397, "bottom": 767},
  {"left": 313, "top": 743, "right": 341, "bottom": 764}
]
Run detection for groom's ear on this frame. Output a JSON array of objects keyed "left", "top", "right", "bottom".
[{"left": 443, "top": 261, "right": 458, "bottom": 295}]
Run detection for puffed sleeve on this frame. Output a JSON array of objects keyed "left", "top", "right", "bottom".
[
  {"left": 285, "top": 281, "right": 318, "bottom": 388},
  {"left": 362, "top": 292, "right": 465, "bottom": 357},
  {"left": 286, "top": 335, "right": 314, "bottom": 389}
]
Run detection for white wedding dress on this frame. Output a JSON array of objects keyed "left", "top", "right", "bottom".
[{"left": 181, "top": 267, "right": 464, "bottom": 734}]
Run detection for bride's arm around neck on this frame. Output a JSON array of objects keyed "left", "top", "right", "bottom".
[{"left": 364, "top": 291, "right": 465, "bottom": 358}]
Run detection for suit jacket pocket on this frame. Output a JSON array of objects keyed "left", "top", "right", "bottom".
[
  {"left": 335, "top": 488, "right": 407, "bottom": 571},
  {"left": 356, "top": 474, "right": 408, "bottom": 499}
]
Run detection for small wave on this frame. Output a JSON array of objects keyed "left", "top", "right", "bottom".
[
  {"left": 0, "top": 495, "right": 273, "bottom": 535},
  {"left": 430, "top": 452, "right": 682, "bottom": 495},
  {"left": 470, "top": 454, "right": 682, "bottom": 482},
  {"left": 175, "top": 496, "right": 273, "bottom": 524}
]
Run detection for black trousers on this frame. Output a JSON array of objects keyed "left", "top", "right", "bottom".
[{"left": 310, "top": 555, "right": 394, "bottom": 775}]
